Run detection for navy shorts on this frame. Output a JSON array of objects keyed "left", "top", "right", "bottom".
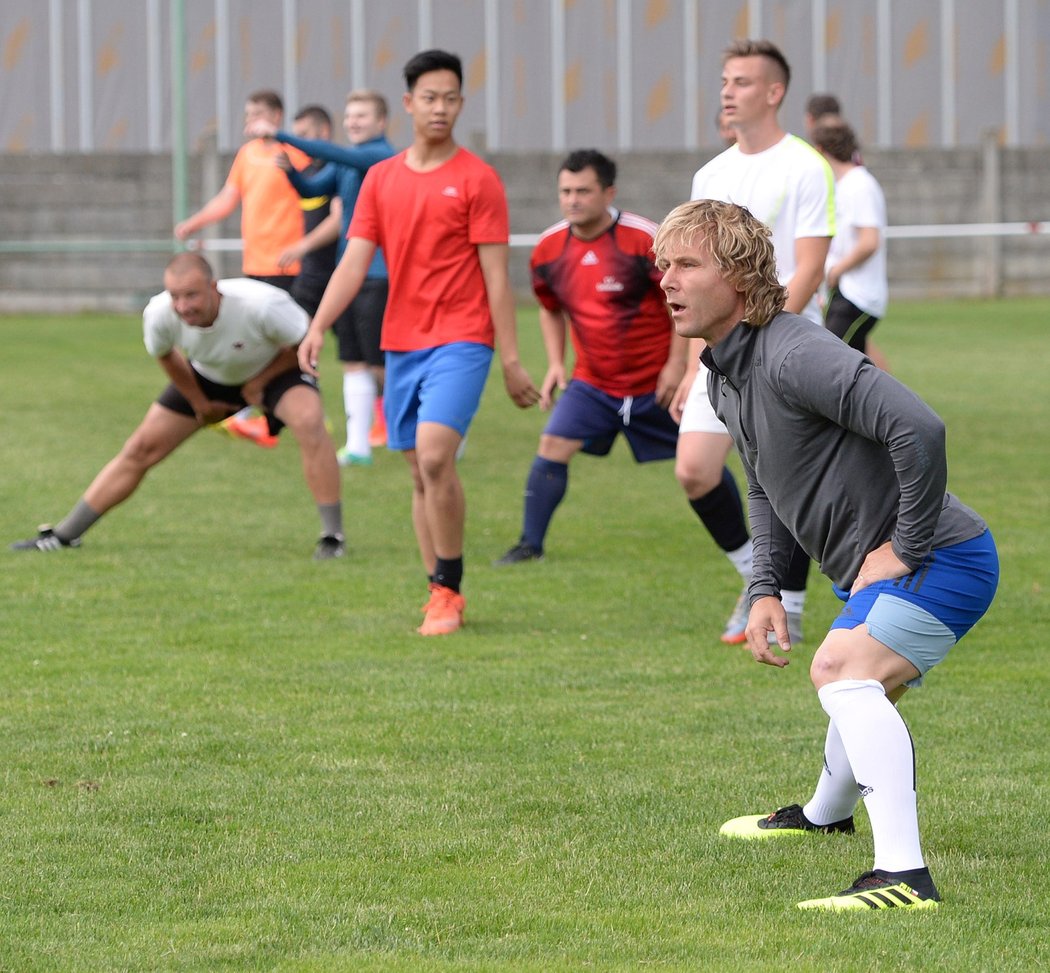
[
  {"left": 156, "top": 366, "right": 320, "bottom": 435},
  {"left": 830, "top": 530, "right": 999, "bottom": 685},
  {"left": 333, "top": 278, "right": 387, "bottom": 367},
  {"left": 544, "top": 379, "right": 679, "bottom": 462}
]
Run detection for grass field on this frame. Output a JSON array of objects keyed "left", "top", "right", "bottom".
[{"left": 1, "top": 299, "right": 1048, "bottom": 971}]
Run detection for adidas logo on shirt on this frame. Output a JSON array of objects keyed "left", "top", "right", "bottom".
[
  {"left": 441, "top": 186, "right": 459, "bottom": 197},
  {"left": 581, "top": 250, "right": 599, "bottom": 266}
]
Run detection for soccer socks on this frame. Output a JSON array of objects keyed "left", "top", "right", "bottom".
[
  {"left": 726, "top": 539, "right": 753, "bottom": 581},
  {"left": 520, "top": 456, "right": 568, "bottom": 551},
  {"left": 688, "top": 467, "right": 749, "bottom": 553},
  {"left": 818, "top": 679, "right": 925, "bottom": 873},
  {"left": 433, "top": 556, "right": 464, "bottom": 593},
  {"left": 803, "top": 720, "right": 860, "bottom": 827},
  {"left": 317, "top": 501, "right": 343, "bottom": 540},
  {"left": 54, "top": 498, "right": 101, "bottom": 543},
  {"left": 342, "top": 369, "right": 377, "bottom": 458}
]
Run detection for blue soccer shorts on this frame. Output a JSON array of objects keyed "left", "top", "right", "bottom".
[
  {"left": 830, "top": 529, "right": 999, "bottom": 685},
  {"left": 543, "top": 379, "right": 679, "bottom": 462},
  {"left": 383, "top": 341, "right": 493, "bottom": 451}
]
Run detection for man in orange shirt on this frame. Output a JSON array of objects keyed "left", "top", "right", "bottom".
[
  {"left": 175, "top": 89, "right": 308, "bottom": 291},
  {"left": 299, "top": 49, "right": 539, "bottom": 636}
]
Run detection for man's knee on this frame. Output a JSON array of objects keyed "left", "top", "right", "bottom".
[{"left": 675, "top": 455, "right": 721, "bottom": 497}]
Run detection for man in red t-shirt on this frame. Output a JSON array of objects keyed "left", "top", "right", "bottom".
[
  {"left": 300, "top": 49, "right": 539, "bottom": 636},
  {"left": 495, "top": 150, "right": 687, "bottom": 565}
]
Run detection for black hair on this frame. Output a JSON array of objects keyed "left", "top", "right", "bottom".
[
  {"left": 403, "top": 49, "right": 463, "bottom": 90},
  {"left": 559, "top": 149, "right": 617, "bottom": 189},
  {"left": 294, "top": 104, "right": 333, "bottom": 129}
]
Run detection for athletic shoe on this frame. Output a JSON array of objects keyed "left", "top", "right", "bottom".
[
  {"left": 418, "top": 583, "right": 465, "bottom": 636},
  {"left": 10, "top": 525, "right": 82, "bottom": 551},
  {"left": 721, "top": 585, "right": 750, "bottom": 644},
  {"left": 223, "top": 414, "right": 278, "bottom": 449},
  {"left": 719, "top": 803, "right": 855, "bottom": 840},
  {"left": 336, "top": 447, "right": 372, "bottom": 467},
  {"left": 494, "top": 542, "right": 544, "bottom": 566},
  {"left": 368, "top": 412, "right": 387, "bottom": 448},
  {"left": 797, "top": 869, "right": 940, "bottom": 911},
  {"left": 313, "top": 534, "right": 346, "bottom": 560}
]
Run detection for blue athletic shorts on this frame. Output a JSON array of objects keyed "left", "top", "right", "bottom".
[
  {"left": 830, "top": 530, "right": 999, "bottom": 684},
  {"left": 383, "top": 342, "right": 493, "bottom": 450},
  {"left": 544, "top": 379, "right": 679, "bottom": 462}
]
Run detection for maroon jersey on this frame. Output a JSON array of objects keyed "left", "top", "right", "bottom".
[{"left": 530, "top": 210, "right": 671, "bottom": 397}]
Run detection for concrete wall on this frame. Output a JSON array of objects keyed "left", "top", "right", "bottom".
[{"left": 2, "top": 146, "right": 1049, "bottom": 313}]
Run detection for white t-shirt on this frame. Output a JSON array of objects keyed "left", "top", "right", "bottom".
[
  {"left": 690, "top": 134, "right": 835, "bottom": 324},
  {"left": 143, "top": 278, "right": 308, "bottom": 386},
  {"left": 827, "top": 165, "right": 888, "bottom": 318}
]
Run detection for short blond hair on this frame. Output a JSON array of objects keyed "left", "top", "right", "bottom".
[
  {"left": 345, "top": 88, "right": 388, "bottom": 120},
  {"left": 653, "top": 200, "right": 787, "bottom": 326}
]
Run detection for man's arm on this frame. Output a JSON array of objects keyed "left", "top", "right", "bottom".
[
  {"left": 826, "top": 226, "right": 879, "bottom": 290},
  {"left": 477, "top": 243, "right": 539, "bottom": 408},
  {"left": 656, "top": 331, "right": 689, "bottom": 409},
  {"left": 156, "top": 350, "right": 235, "bottom": 424},
  {"left": 783, "top": 236, "right": 831, "bottom": 314},
  {"left": 298, "top": 236, "right": 375, "bottom": 376},
  {"left": 240, "top": 347, "right": 301, "bottom": 406},
  {"left": 537, "top": 306, "right": 568, "bottom": 411},
  {"left": 279, "top": 198, "right": 342, "bottom": 271},
  {"left": 174, "top": 184, "right": 240, "bottom": 241},
  {"left": 246, "top": 122, "right": 393, "bottom": 171}
]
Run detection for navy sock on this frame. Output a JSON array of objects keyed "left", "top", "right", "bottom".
[
  {"left": 688, "top": 467, "right": 749, "bottom": 552},
  {"left": 521, "top": 456, "right": 568, "bottom": 551},
  {"left": 433, "top": 557, "right": 463, "bottom": 593}
]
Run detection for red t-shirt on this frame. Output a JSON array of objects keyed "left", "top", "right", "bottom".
[
  {"left": 349, "top": 148, "right": 509, "bottom": 351},
  {"left": 531, "top": 211, "right": 671, "bottom": 397}
]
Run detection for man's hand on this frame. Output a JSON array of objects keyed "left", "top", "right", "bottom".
[
  {"left": 539, "top": 364, "right": 567, "bottom": 411},
  {"left": 655, "top": 357, "right": 687, "bottom": 409},
  {"left": 195, "top": 400, "right": 239, "bottom": 426},
  {"left": 850, "top": 541, "right": 910, "bottom": 597},
  {"left": 744, "top": 595, "right": 793, "bottom": 667},
  {"left": 277, "top": 240, "right": 307, "bottom": 271},
  {"left": 274, "top": 149, "right": 293, "bottom": 172},
  {"left": 245, "top": 119, "right": 277, "bottom": 139},
  {"left": 669, "top": 370, "right": 696, "bottom": 424},
  {"left": 298, "top": 329, "right": 325, "bottom": 378},
  {"left": 240, "top": 377, "right": 266, "bottom": 408},
  {"left": 502, "top": 360, "right": 540, "bottom": 409}
]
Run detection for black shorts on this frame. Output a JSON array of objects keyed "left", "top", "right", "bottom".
[
  {"left": 290, "top": 272, "right": 331, "bottom": 318},
  {"left": 248, "top": 274, "right": 296, "bottom": 293},
  {"left": 824, "top": 289, "right": 879, "bottom": 352},
  {"left": 333, "top": 277, "right": 388, "bottom": 367},
  {"left": 156, "top": 366, "right": 320, "bottom": 435}
]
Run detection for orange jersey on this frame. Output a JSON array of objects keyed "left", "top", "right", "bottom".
[
  {"left": 226, "top": 139, "right": 310, "bottom": 276},
  {"left": 348, "top": 148, "right": 509, "bottom": 351}
]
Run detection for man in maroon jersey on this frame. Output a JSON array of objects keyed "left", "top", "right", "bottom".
[{"left": 496, "top": 149, "right": 687, "bottom": 565}]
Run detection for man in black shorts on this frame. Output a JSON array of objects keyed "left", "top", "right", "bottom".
[{"left": 11, "top": 253, "right": 346, "bottom": 559}]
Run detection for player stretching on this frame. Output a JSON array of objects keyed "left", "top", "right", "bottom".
[{"left": 656, "top": 199, "right": 998, "bottom": 911}]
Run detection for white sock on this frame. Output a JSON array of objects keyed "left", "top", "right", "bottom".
[
  {"left": 780, "top": 589, "right": 806, "bottom": 615},
  {"left": 342, "top": 369, "right": 377, "bottom": 458},
  {"left": 818, "top": 679, "right": 925, "bottom": 873},
  {"left": 726, "top": 539, "right": 753, "bottom": 580},
  {"left": 803, "top": 720, "right": 859, "bottom": 826}
]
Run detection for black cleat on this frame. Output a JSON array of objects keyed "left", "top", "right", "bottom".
[
  {"left": 10, "top": 525, "right": 81, "bottom": 552},
  {"left": 313, "top": 534, "right": 346, "bottom": 560},
  {"left": 720, "top": 803, "right": 855, "bottom": 839},
  {"left": 494, "top": 542, "right": 544, "bottom": 566}
]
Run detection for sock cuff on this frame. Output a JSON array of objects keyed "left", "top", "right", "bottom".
[
  {"left": 817, "top": 678, "right": 886, "bottom": 715},
  {"left": 531, "top": 456, "right": 568, "bottom": 475},
  {"left": 343, "top": 369, "right": 377, "bottom": 394}
]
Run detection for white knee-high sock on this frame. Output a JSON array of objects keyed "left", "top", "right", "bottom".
[
  {"left": 803, "top": 720, "right": 859, "bottom": 826},
  {"left": 343, "top": 369, "right": 377, "bottom": 457},
  {"left": 818, "top": 678, "right": 924, "bottom": 873},
  {"left": 726, "top": 538, "right": 753, "bottom": 580}
]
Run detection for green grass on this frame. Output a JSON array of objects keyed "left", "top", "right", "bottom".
[{"left": 0, "top": 300, "right": 1047, "bottom": 971}]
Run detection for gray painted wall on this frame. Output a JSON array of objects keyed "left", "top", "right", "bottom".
[{"left": 1, "top": 146, "right": 1048, "bottom": 313}]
